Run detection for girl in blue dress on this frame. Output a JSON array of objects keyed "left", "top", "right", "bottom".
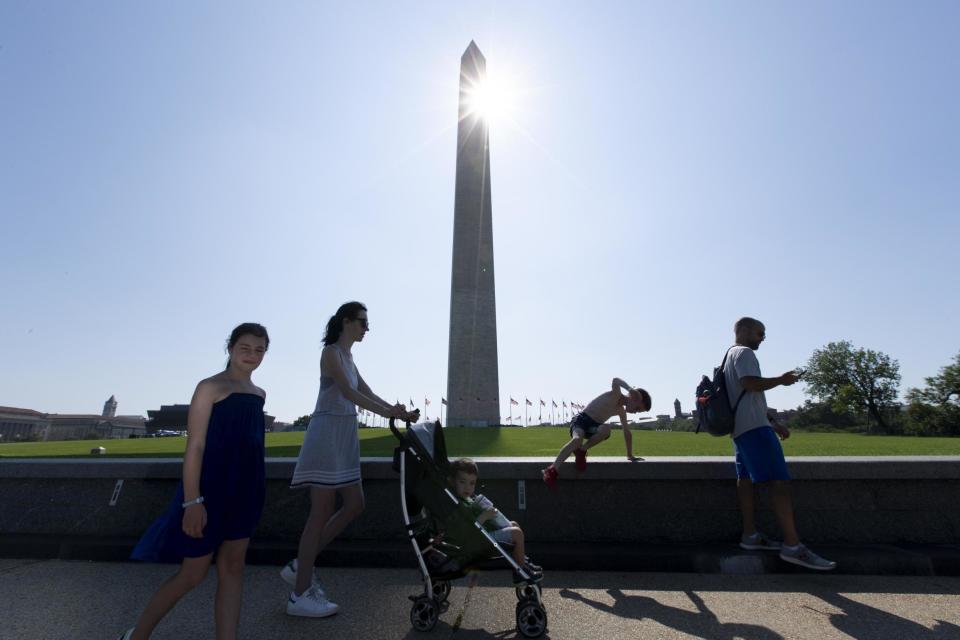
[{"left": 117, "top": 323, "right": 269, "bottom": 640}]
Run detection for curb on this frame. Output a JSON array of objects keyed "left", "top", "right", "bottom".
[{"left": 2, "top": 535, "right": 958, "bottom": 576}]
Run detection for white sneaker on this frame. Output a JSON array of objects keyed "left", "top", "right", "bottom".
[
  {"left": 286, "top": 585, "right": 339, "bottom": 618},
  {"left": 116, "top": 630, "right": 133, "bottom": 640},
  {"left": 280, "top": 559, "right": 326, "bottom": 597}
]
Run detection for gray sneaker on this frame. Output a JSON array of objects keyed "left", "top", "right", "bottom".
[
  {"left": 779, "top": 544, "right": 837, "bottom": 570},
  {"left": 740, "top": 532, "right": 781, "bottom": 551}
]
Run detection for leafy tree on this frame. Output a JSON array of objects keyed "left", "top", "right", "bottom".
[
  {"left": 805, "top": 341, "right": 901, "bottom": 432},
  {"left": 905, "top": 352, "right": 960, "bottom": 436},
  {"left": 293, "top": 415, "right": 311, "bottom": 427},
  {"left": 907, "top": 352, "right": 960, "bottom": 406}
]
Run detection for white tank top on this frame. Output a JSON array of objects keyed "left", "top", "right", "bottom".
[{"left": 312, "top": 344, "right": 359, "bottom": 416}]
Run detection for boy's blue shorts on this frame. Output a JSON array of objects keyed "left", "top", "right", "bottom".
[{"left": 733, "top": 426, "right": 790, "bottom": 483}]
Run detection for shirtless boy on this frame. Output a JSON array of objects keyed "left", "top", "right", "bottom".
[{"left": 542, "top": 378, "right": 651, "bottom": 490}]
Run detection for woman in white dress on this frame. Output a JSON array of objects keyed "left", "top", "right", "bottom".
[{"left": 284, "top": 301, "right": 418, "bottom": 617}]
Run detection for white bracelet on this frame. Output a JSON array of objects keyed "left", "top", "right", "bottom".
[{"left": 182, "top": 496, "right": 205, "bottom": 508}]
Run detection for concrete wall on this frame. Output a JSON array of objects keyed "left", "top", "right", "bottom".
[{"left": 2, "top": 457, "right": 959, "bottom": 550}]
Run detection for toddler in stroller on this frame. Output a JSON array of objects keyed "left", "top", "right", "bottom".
[
  {"left": 390, "top": 419, "right": 548, "bottom": 637},
  {"left": 449, "top": 457, "right": 543, "bottom": 583}
]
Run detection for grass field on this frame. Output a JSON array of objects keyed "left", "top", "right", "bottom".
[{"left": 1, "top": 427, "right": 958, "bottom": 458}]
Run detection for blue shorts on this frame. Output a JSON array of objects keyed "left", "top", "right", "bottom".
[{"left": 733, "top": 426, "right": 790, "bottom": 483}]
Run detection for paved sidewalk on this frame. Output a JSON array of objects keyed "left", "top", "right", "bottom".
[{"left": 1, "top": 559, "right": 959, "bottom": 639}]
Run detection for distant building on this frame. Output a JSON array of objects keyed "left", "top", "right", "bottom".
[
  {"left": 102, "top": 395, "right": 118, "bottom": 418},
  {"left": 146, "top": 404, "right": 190, "bottom": 433},
  {"left": 0, "top": 396, "right": 146, "bottom": 442},
  {"left": 47, "top": 413, "right": 145, "bottom": 440},
  {"left": 674, "top": 399, "right": 682, "bottom": 419},
  {"left": 0, "top": 407, "right": 50, "bottom": 441}
]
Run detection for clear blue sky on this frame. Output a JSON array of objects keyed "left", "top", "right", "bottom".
[{"left": 2, "top": 1, "right": 957, "bottom": 423}]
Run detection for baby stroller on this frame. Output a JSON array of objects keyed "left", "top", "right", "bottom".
[{"left": 390, "top": 418, "right": 547, "bottom": 637}]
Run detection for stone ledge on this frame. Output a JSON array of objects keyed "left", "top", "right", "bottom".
[{"left": 2, "top": 456, "right": 959, "bottom": 480}]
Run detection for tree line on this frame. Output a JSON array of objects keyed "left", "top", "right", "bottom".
[{"left": 797, "top": 342, "right": 958, "bottom": 436}]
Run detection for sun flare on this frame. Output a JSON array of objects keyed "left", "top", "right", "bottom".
[{"left": 462, "top": 73, "right": 517, "bottom": 124}]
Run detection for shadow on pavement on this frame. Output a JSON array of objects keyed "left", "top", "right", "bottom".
[
  {"left": 560, "top": 587, "right": 783, "bottom": 640},
  {"left": 400, "top": 620, "right": 554, "bottom": 640},
  {"left": 816, "top": 591, "right": 960, "bottom": 639},
  {"left": 543, "top": 571, "right": 960, "bottom": 594}
]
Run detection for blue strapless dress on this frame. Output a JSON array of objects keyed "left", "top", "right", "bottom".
[{"left": 132, "top": 393, "right": 266, "bottom": 562}]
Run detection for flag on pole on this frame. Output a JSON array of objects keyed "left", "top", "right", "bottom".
[
  {"left": 425, "top": 398, "right": 431, "bottom": 405},
  {"left": 442, "top": 398, "right": 447, "bottom": 405},
  {"left": 509, "top": 397, "right": 519, "bottom": 406},
  {"left": 552, "top": 400, "right": 558, "bottom": 408},
  {"left": 563, "top": 401, "right": 567, "bottom": 408},
  {"left": 410, "top": 398, "right": 415, "bottom": 407},
  {"left": 525, "top": 398, "right": 532, "bottom": 406},
  {"left": 540, "top": 399, "right": 546, "bottom": 406}
]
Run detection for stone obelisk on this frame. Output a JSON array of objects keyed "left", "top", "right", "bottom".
[{"left": 446, "top": 41, "right": 500, "bottom": 427}]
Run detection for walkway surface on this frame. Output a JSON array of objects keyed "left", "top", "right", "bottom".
[{"left": 1, "top": 559, "right": 959, "bottom": 640}]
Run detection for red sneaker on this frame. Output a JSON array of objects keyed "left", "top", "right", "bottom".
[
  {"left": 542, "top": 465, "right": 559, "bottom": 490},
  {"left": 574, "top": 448, "right": 587, "bottom": 472}
]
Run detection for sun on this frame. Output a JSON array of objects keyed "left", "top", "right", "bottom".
[{"left": 462, "top": 72, "right": 517, "bottom": 124}]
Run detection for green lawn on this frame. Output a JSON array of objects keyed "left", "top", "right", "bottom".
[{"left": 1, "top": 427, "right": 958, "bottom": 458}]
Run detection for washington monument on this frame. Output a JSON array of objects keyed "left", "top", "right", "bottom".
[{"left": 445, "top": 41, "right": 500, "bottom": 427}]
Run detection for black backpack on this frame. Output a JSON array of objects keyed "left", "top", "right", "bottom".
[{"left": 695, "top": 347, "right": 746, "bottom": 436}]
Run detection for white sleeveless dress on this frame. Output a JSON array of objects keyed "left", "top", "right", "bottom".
[{"left": 290, "top": 345, "right": 362, "bottom": 488}]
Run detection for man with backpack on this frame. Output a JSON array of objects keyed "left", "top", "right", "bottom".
[{"left": 723, "top": 317, "right": 836, "bottom": 570}]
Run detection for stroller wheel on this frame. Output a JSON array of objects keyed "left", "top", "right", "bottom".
[
  {"left": 410, "top": 596, "right": 439, "bottom": 632},
  {"left": 433, "top": 579, "right": 451, "bottom": 603},
  {"left": 515, "top": 583, "right": 541, "bottom": 602},
  {"left": 515, "top": 599, "right": 548, "bottom": 638}
]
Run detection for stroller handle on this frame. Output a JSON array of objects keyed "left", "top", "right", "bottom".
[{"left": 389, "top": 416, "right": 411, "bottom": 441}]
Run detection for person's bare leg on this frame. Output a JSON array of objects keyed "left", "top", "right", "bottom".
[
  {"left": 737, "top": 477, "right": 757, "bottom": 537},
  {"left": 294, "top": 488, "right": 336, "bottom": 595},
  {"left": 294, "top": 484, "right": 365, "bottom": 595},
  {"left": 582, "top": 426, "right": 611, "bottom": 452},
  {"left": 509, "top": 527, "right": 526, "bottom": 565},
  {"left": 314, "top": 484, "right": 365, "bottom": 550},
  {"left": 130, "top": 555, "right": 212, "bottom": 640},
  {"left": 771, "top": 480, "right": 800, "bottom": 546},
  {"left": 553, "top": 436, "right": 584, "bottom": 467},
  {"left": 213, "top": 539, "right": 249, "bottom": 640}
]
